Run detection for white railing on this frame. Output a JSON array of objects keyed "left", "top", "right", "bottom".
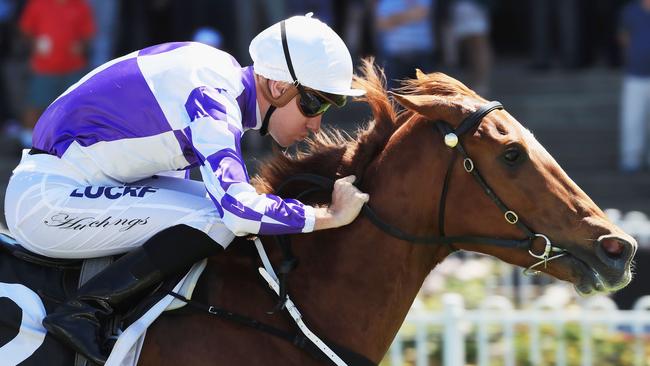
[{"left": 387, "top": 294, "right": 650, "bottom": 366}]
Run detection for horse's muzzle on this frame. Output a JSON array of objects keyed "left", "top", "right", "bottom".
[{"left": 594, "top": 234, "right": 637, "bottom": 288}]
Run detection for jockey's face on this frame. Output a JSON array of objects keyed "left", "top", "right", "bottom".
[{"left": 266, "top": 80, "right": 323, "bottom": 147}]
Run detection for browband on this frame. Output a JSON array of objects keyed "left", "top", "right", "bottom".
[{"left": 454, "top": 101, "right": 503, "bottom": 136}]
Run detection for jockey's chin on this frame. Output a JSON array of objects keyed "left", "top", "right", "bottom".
[
  {"left": 270, "top": 134, "right": 292, "bottom": 148},
  {"left": 269, "top": 130, "right": 308, "bottom": 148}
]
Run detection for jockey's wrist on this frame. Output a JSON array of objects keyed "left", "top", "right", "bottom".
[{"left": 313, "top": 206, "right": 341, "bottom": 231}]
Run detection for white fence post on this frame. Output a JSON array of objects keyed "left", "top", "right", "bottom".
[
  {"left": 477, "top": 296, "right": 515, "bottom": 366},
  {"left": 633, "top": 296, "right": 650, "bottom": 366},
  {"left": 581, "top": 296, "right": 619, "bottom": 366},
  {"left": 443, "top": 293, "right": 465, "bottom": 366},
  {"left": 388, "top": 293, "right": 650, "bottom": 366},
  {"left": 390, "top": 332, "right": 404, "bottom": 366},
  {"left": 415, "top": 319, "right": 428, "bottom": 366}
]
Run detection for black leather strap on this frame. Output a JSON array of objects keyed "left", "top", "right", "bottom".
[
  {"left": 435, "top": 123, "right": 457, "bottom": 238},
  {"left": 280, "top": 20, "right": 299, "bottom": 84},
  {"left": 454, "top": 142, "right": 536, "bottom": 238},
  {"left": 274, "top": 173, "right": 532, "bottom": 250},
  {"left": 166, "top": 291, "right": 377, "bottom": 366},
  {"left": 258, "top": 20, "right": 295, "bottom": 137},
  {"left": 454, "top": 101, "right": 503, "bottom": 136},
  {"left": 260, "top": 105, "right": 275, "bottom": 136}
]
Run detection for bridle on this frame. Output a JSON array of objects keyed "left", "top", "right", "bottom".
[
  {"left": 278, "top": 101, "right": 567, "bottom": 275},
  {"left": 433, "top": 101, "right": 567, "bottom": 275}
]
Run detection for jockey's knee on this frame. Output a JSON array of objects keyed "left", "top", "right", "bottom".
[{"left": 141, "top": 225, "right": 223, "bottom": 277}]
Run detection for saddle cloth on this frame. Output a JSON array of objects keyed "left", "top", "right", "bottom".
[{"left": 0, "top": 235, "right": 206, "bottom": 366}]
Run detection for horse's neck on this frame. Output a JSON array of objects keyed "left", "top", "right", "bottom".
[
  {"left": 193, "top": 120, "right": 451, "bottom": 363},
  {"left": 285, "top": 121, "right": 451, "bottom": 361},
  {"left": 289, "top": 230, "right": 447, "bottom": 361}
]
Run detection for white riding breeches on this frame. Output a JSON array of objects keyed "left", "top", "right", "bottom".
[{"left": 4, "top": 151, "right": 233, "bottom": 259}]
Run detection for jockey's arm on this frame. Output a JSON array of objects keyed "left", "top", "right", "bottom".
[{"left": 189, "top": 87, "right": 368, "bottom": 237}]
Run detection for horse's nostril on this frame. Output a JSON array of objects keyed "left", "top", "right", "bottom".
[{"left": 600, "top": 238, "right": 626, "bottom": 258}]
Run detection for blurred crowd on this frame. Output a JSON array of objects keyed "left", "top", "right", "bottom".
[{"left": 0, "top": 0, "right": 646, "bottom": 171}]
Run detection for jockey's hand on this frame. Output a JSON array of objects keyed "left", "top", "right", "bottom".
[{"left": 313, "top": 175, "right": 369, "bottom": 230}]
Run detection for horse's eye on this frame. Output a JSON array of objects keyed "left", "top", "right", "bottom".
[{"left": 502, "top": 147, "right": 524, "bottom": 165}]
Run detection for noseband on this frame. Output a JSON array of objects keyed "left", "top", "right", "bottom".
[{"left": 279, "top": 101, "right": 566, "bottom": 275}]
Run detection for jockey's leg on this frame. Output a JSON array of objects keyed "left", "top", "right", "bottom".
[
  {"left": 42, "top": 224, "right": 222, "bottom": 365},
  {"left": 5, "top": 154, "right": 234, "bottom": 364},
  {"left": 6, "top": 160, "right": 236, "bottom": 258}
]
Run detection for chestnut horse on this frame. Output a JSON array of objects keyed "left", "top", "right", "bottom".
[{"left": 137, "top": 62, "right": 636, "bottom": 365}]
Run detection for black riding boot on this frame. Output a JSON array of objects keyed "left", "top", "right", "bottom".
[
  {"left": 42, "top": 225, "right": 223, "bottom": 365},
  {"left": 42, "top": 246, "right": 163, "bottom": 364}
]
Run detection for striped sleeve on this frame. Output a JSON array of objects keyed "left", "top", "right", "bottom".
[{"left": 184, "top": 86, "right": 315, "bottom": 236}]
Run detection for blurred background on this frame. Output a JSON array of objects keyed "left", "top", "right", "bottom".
[{"left": 1, "top": 0, "right": 650, "bottom": 365}]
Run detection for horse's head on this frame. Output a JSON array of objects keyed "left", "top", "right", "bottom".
[{"left": 391, "top": 69, "right": 636, "bottom": 296}]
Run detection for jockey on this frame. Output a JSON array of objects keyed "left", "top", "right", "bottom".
[{"left": 3, "top": 14, "right": 368, "bottom": 364}]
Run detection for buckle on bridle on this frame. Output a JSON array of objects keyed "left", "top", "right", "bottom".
[
  {"left": 504, "top": 211, "right": 519, "bottom": 224},
  {"left": 463, "top": 158, "right": 474, "bottom": 172}
]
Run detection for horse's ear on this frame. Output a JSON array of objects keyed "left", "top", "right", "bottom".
[
  {"left": 415, "top": 69, "right": 426, "bottom": 80},
  {"left": 390, "top": 92, "right": 462, "bottom": 123},
  {"left": 390, "top": 92, "right": 431, "bottom": 112}
]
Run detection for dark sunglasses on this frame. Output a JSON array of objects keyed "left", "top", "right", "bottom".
[
  {"left": 279, "top": 20, "right": 348, "bottom": 118},
  {"left": 296, "top": 87, "right": 347, "bottom": 117}
]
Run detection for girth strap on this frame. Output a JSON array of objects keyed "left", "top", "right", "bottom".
[
  {"left": 166, "top": 291, "right": 376, "bottom": 366},
  {"left": 269, "top": 234, "right": 298, "bottom": 313}
]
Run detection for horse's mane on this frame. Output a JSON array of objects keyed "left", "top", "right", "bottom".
[{"left": 251, "top": 59, "right": 478, "bottom": 197}]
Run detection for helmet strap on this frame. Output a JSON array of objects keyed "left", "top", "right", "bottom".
[
  {"left": 260, "top": 105, "right": 275, "bottom": 136},
  {"left": 281, "top": 20, "right": 300, "bottom": 84},
  {"left": 258, "top": 20, "right": 299, "bottom": 137}
]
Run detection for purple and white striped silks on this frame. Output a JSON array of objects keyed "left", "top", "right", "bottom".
[{"left": 30, "top": 42, "right": 314, "bottom": 238}]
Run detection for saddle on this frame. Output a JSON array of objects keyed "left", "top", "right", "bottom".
[
  {"left": 0, "top": 233, "right": 82, "bottom": 268},
  {"left": 0, "top": 233, "right": 206, "bottom": 366}
]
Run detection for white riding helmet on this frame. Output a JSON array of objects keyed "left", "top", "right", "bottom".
[{"left": 249, "top": 13, "right": 365, "bottom": 97}]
